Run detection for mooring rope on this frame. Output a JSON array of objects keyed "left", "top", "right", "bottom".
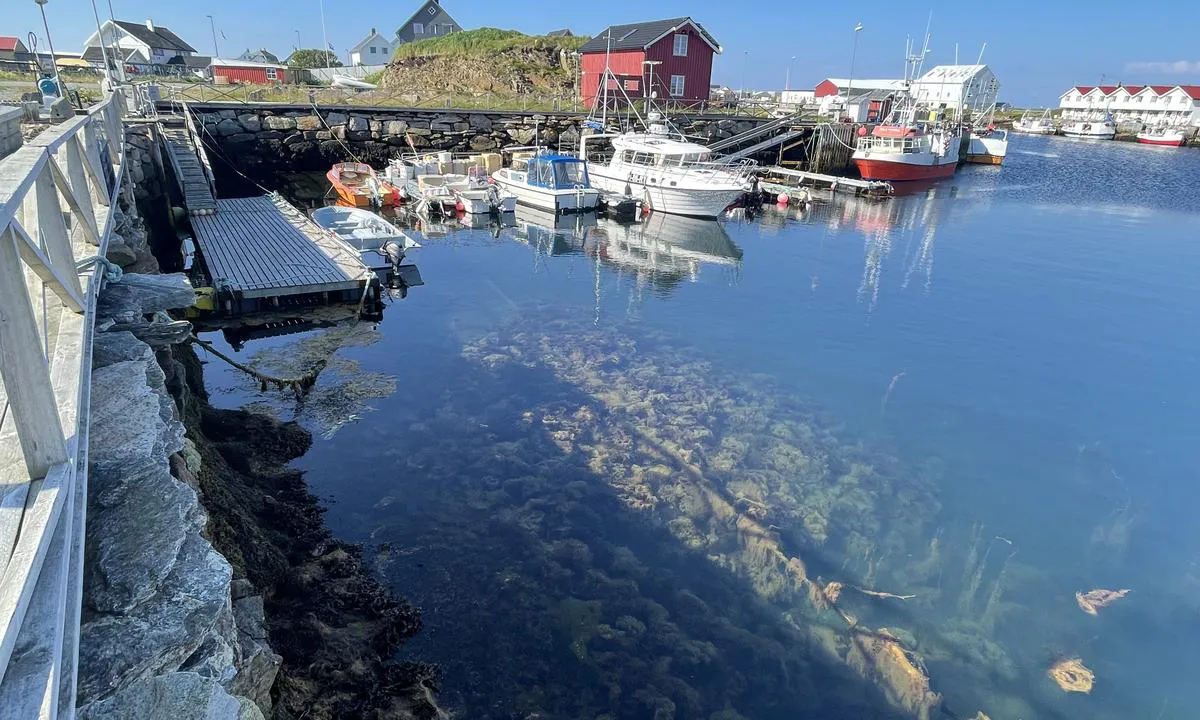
[{"left": 187, "top": 336, "right": 326, "bottom": 395}]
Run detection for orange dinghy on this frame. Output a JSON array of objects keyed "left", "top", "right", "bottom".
[{"left": 326, "top": 162, "right": 401, "bottom": 208}]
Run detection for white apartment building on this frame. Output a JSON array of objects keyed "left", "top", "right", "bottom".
[
  {"left": 909, "top": 64, "right": 999, "bottom": 112},
  {"left": 1059, "top": 84, "right": 1200, "bottom": 126}
]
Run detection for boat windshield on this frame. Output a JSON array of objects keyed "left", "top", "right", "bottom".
[
  {"left": 554, "top": 161, "right": 588, "bottom": 187},
  {"left": 661, "top": 152, "right": 712, "bottom": 166}
]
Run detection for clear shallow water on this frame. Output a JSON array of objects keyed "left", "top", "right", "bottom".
[{"left": 205, "top": 136, "right": 1200, "bottom": 719}]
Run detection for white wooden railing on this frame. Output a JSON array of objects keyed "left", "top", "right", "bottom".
[{"left": 0, "top": 91, "right": 129, "bottom": 719}]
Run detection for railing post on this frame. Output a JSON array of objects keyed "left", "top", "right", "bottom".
[
  {"left": 63, "top": 139, "right": 99, "bottom": 243},
  {"left": 29, "top": 169, "right": 85, "bottom": 305},
  {"left": 81, "top": 120, "right": 110, "bottom": 207},
  {"left": 0, "top": 228, "right": 68, "bottom": 479}
]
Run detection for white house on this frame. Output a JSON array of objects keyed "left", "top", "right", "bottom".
[
  {"left": 1059, "top": 84, "right": 1200, "bottom": 126},
  {"left": 349, "top": 28, "right": 394, "bottom": 66},
  {"left": 82, "top": 19, "right": 196, "bottom": 66},
  {"left": 909, "top": 64, "right": 998, "bottom": 112}
]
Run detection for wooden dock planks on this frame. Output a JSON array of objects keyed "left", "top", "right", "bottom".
[{"left": 190, "top": 195, "right": 371, "bottom": 299}]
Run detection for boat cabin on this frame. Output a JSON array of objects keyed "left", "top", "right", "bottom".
[{"left": 519, "top": 154, "right": 591, "bottom": 189}]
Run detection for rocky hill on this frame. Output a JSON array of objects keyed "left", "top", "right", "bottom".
[{"left": 379, "top": 28, "right": 587, "bottom": 96}]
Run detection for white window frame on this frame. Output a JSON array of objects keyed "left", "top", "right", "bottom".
[
  {"left": 413, "top": 22, "right": 424, "bottom": 35},
  {"left": 369, "top": 46, "right": 377, "bottom": 54},
  {"left": 265, "top": 67, "right": 277, "bottom": 80},
  {"left": 669, "top": 74, "right": 685, "bottom": 97},
  {"left": 673, "top": 33, "right": 688, "bottom": 57}
]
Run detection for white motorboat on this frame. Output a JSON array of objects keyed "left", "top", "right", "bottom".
[
  {"left": 1012, "top": 109, "right": 1056, "bottom": 135},
  {"left": 331, "top": 75, "right": 378, "bottom": 91},
  {"left": 581, "top": 113, "right": 754, "bottom": 218},
  {"left": 490, "top": 153, "right": 599, "bottom": 213},
  {"left": 310, "top": 205, "right": 421, "bottom": 258},
  {"left": 1061, "top": 115, "right": 1116, "bottom": 140},
  {"left": 1136, "top": 126, "right": 1186, "bottom": 147},
  {"left": 446, "top": 168, "right": 517, "bottom": 214}
]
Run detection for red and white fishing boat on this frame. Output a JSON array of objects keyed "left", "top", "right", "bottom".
[
  {"left": 326, "top": 162, "right": 402, "bottom": 208},
  {"left": 852, "top": 33, "right": 961, "bottom": 182},
  {"left": 1135, "top": 126, "right": 1185, "bottom": 147}
]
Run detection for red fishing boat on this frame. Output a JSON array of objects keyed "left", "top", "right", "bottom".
[
  {"left": 326, "top": 162, "right": 402, "bottom": 208},
  {"left": 1135, "top": 127, "right": 1185, "bottom": 147}
]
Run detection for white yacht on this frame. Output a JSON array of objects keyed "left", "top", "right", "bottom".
[{"left": 580, "top": 113, "right": 754, "bottom": 219}]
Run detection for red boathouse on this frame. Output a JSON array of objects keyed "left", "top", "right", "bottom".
[
  {"left": 210, "top": 57, "right": 289, "bottom": 85},
  {"left": 578, "top": 17, "right": 721, "bottom": 108}
]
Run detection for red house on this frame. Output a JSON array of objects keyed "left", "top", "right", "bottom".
[
  {"left": 209, "top": 57, "right": 288, "bottom": 85},
  {"left": 578, "top": 17, "right": 721, "bottom": 108}
]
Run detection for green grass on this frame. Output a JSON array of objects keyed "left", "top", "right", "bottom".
[{"left": 391, "top": 27, "right": 589, "bottom": 62}]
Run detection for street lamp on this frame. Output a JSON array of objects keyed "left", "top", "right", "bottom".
[
  {"left": 32, "top": 0, "right": 66, "bottom": 101},
  {"left": 206, "top": 15, "right": 220, "bottom": 58},
  {"left": 88, "top": 0, "right": 113, "bottom": 86},
  {"left": 740, "top": 50, "right": 748, "bottom": 100},
  {"left": 785, "top": 55, "right": 795, "bottom": 91},
  {"left": 846, "top": 22, "right": 864, "bottom": 116}
]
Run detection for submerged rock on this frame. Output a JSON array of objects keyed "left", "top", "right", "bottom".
[
  {"left": 1075, "top": 588, "right": 1130, "bottom": 616},
  {"left": 1047, "top": 657, "right": 1094, "bottom": 693}
]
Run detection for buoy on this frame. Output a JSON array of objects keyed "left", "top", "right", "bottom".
[
  {"left": 455, "top": 201, "right": 465, "bottom": 212},
  {"left": 776, "top": 192, "right": 789, "bottom": 205},
  {"left": 857, "top": 126, "right": 868, "bottom": 137}
]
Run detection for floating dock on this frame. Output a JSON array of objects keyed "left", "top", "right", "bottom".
[
  {"left": 190, "top": 194, "right": 381, "bottom": 315},
  {"left": 761, "top": 166, "right": 893, "bottom": 198}
]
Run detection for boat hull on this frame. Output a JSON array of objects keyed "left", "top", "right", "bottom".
[
  {"left": 589, "top": 171, "right": 744, "bottom": 218},
  {"left": 965, "top": 132, "right": 1008, "bottom": 165},
  {"left": 964, "top": 154, "right": 1004, "bottom": 165},
  {"left": 1136, "top": 133, "right": 1184, "bottom": 147},
  {"left": 853, "top": 158, "right": 957, "bottom": 182},
  {"left": 491, "top": 174, "right": 599, "bottom": 213},
  {"left": 1012, "top": 124, "right": 1055, "bottom": 135}
]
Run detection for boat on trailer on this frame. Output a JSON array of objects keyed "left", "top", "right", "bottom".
[
  {"left": 326, "top": 162, "right": 402, "bottom": 208},
  {"left": 491, "top": 153, "right": 599, "bottom": 213},
  {"left": 1136, "top": 126, "right": 1186, "bottom": 147}
]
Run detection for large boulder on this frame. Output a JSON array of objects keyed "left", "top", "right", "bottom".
[
  {"left": 236, "top": 114, "right": 261, "bottom": 132},
  {"left": 215, "top": 119, "right": 242, "bottom": 136},
  {"left": 262, "top": 115, "right": 296, "bottom": 131},
  {"left": 468, "top": 114, "right": 493, "bottom": 131},
  {"left": 78, "top": 672, "right": 263, "bottom": 720},
  {"left": 294, "top": 115, "right": 322, "bottom": 131},
  {"left": 348, "top": 115, "right": 369, "bottom": 132},
  {"left": 97, "top": 273, "right": 195, "bottom": 319},
  {"left": 324, "top": 112, "right": 348, "bottom": 126},
  {"left": 469, "top": 135, "right": 498, "bottom": 151},
  {"left": 383, "top": 120, "right": 408, "bottom": 135}
]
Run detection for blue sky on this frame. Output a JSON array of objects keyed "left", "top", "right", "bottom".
[{"left": 7, "top": 0, "right": 1200, "bottom": 105}]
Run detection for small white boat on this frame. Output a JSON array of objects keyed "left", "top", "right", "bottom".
[
  {"left": 965, "top": 127, "right": 1008, "bottom": 165},
  {"left": 1012, "top": 109, "right": 1056, "bottom": 135},
  {"left": 446, "top": 168, "right": 517, "bottom": 214},
  {"left": 491, "top": 153, "right": 599, "bottom": 213},
  {"left": 331, "top": 75, "right": 378, "bottom": 91},
  {"left": 1136, "top": 126, "right": 1185, "bottom": 147},
  {"left": 1061, "top": 115, "right": 1116, "bottom": 140},
  {"left": 311, "top": 205, "right": 421, "bottom": 257}
]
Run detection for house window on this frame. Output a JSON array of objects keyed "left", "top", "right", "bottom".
[
  {"left": 413, "top": 22, "right": 424, "bottom": 34},
  {"left": 624, "top": 79, "right": 639, "bottom": 92},
  {"left": 669, "top": 74, "right": 685, "bottom": 97},
  {"left": 370, "top": 46, "right": 377, "bottom": 54},
  {"left": 673, "top": 33, "right": 688, "bottom": 57},
  {"left": 266, "top": 67, "right": 277, "bottom": 80}
]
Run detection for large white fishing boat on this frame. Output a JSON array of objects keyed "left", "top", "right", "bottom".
[
  {"left": 1061, "top": 114, "right": 1116, "bottom": 140},
  {"left": 580, "top": 113, "right": 755, "bottom": 218},
  {"left": 1012, "top": 109, "right": 1056, "bottom": 135},
  {"left": 491, "top": 153, "right": 600, "bottom": 213}
]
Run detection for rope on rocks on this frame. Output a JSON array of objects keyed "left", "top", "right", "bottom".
[{"left": 187, "top": 336, "right": 326, "bottom": 395}]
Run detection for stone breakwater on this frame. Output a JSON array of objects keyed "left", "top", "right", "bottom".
[{"left": 188, "top": 105, "right": 768, "bottom": 175}]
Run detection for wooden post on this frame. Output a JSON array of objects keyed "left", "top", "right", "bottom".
[
  {"left": 0, "top": 228, "right": 68, "bottom": 479},
  {"left": 63, "top": 140, "right": 98, "bottom": 242},
  {"left": 28, "top": 170, "right": 85, "bottom": 307},
  {"left": 81, "top": 121, "right": 109, "bottom": 208}
]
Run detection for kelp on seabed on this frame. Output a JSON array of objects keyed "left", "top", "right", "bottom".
[{"left": 460, "top": 319, "right": 954, "bottom": 719}]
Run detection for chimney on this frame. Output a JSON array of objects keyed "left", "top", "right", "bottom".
[
  {"left": 146, "top": 19, "right": 155, "bottom": 33},
  {"left": 370, "top": 27, "right": 376, "bottom": 34}
]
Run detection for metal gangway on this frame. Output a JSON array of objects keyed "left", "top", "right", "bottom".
[
  {"left": 707, "top": 109, "right": 814, "bottom": 155},
  {"left": 0, "top": 90, "right": 129, "bottom": 718}
]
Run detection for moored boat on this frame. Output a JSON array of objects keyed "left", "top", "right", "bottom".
[
  {"left": 853, "top": 123, "right": 962, "bottom": 181},
  {"left": 310, "top": 205, "right": 420, "bottom": 254},
  {"left": 1061, "top": 115, "right": 1116, "bottom": 140},
  {"left": 326, "top": 162, "right": 401, "bottom": 208},
  {"left": 965, "top": 126, "right": 1009, "bottom": 165},
  {"left": 1135, "top": 126, "right": 1185, "bottom": 147},
  {"left": 491, "top": 153, "right": 599, "bottom": 213},
  {"left": 581, "top": 113, "right": 755, "bottom": 218},
  {"left": 1012, "top": 109, "right": 1056, "bottom": 135}
]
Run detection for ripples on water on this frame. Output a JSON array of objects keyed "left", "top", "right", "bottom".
[{"left": 203, "top": 137, "right": 1200, "bottom": 719}]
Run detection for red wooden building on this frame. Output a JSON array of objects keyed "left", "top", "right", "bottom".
[
  {"left": 578, "top": 17, "right": 721, "bottom": 108},
  {"left": 209, "top": 57, "right": 288, "bottom": 85}
]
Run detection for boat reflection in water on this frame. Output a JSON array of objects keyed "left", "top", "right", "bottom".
[{"left": 508, "top": 205, "right": 744, "bottom": 295}]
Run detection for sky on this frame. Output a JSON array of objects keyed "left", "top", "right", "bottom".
[{"left": 6, "top": 0, "right": 1200, "bottom": 106}]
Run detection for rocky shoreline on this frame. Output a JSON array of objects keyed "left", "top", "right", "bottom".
[{"left": 164, "top": 342, "right": 444, "bottom": 719}]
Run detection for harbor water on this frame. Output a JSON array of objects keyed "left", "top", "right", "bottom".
[{"left": 205, "top": 136, "right": 1200, "bottom": 719}]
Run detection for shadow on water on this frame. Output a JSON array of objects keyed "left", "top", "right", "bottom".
[{"left": 328, "top": 338, "right": 925, "bottom": 720}]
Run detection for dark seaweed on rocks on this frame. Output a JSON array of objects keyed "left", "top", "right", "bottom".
[{"left": 163, "top": 343, "right": 443, "bottom": 719}]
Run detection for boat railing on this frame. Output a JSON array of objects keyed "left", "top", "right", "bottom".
[{"left": 668, "top": 156, "right": 758, "bottom": 185}]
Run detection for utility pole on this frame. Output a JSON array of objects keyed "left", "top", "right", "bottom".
[
  {"left": 294, "top": 29, "right": 301, "bottom": 53},
  {"left": 206, "top": 15, "right": 220, "bottom": 58}
]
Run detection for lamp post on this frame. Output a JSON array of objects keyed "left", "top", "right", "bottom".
[
  {"left": 740, "top": 50, "right": 748, "bottom": 101},
  {"left": 846, "top": 23, "right": 863, "bottom": 120},
  {"left": 206, "top": 15, "right": 220, "bottom": 58},
  {"left": 32, "top": 0, "right": 66, "bottom": 101},
  {"left": 785, "top": 55, "right": 795, "bottom": 91},
  {"left": 319, "top": 0, "right": 331, "bottom": 68},
  {"left": 294, "top": 29, "right": 301, "bottom": 53},
  {"left": 88, "top": 0, "right": 113, "bottom": 87}
]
